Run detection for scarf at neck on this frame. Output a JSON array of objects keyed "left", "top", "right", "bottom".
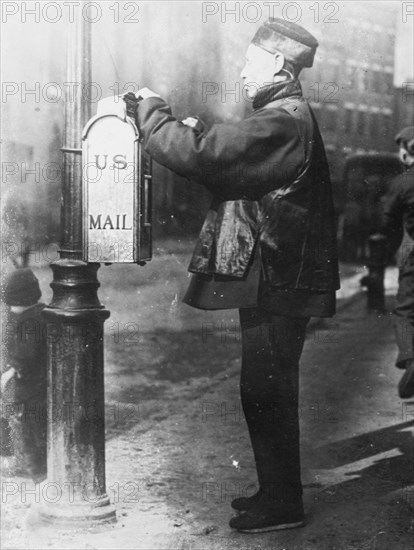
[{"left": 252, "top": 79, "right": 303, "bottom": 110}]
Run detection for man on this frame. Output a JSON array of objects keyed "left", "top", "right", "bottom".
[
  {"left": 126, "top": 18, "right": 339, "bottom": 533},
  {"left": 379, "top": 126, "right": 414, "bottom": 399}
]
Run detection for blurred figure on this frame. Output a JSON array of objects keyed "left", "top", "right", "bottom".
[
  {"left": 340, "top": 158, "right": 399, "bottom": 263},
  {"left": 380, "top": 127, "right": 414, "bottom": 398},
  {"left": 1, "top": 268, "right": 47, "bottom": 482}
]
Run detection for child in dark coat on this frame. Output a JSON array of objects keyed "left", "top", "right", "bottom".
[{"left": 1, "top": 268, "right": 47, "bottom": 482}]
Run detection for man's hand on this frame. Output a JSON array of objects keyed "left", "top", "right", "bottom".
[
  {"left": 122, "top": 88, "right": 161, "bottom": 119},
  {"left": 135, "top": 87, "right": 161, "bottom": 101},
  {"left": 122, "top": 92, "right": 139, "bottom": 119}
]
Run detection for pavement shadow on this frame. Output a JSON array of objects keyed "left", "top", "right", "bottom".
[{"left": 306, "top": 419, "right": 414, "bottom": 504}]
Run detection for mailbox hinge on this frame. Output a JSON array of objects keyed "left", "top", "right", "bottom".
[{"left": 61, "top": 147, "right": 82, "bottom": 154}]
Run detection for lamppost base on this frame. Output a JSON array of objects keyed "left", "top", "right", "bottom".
[
  {"left": 38, "top": 496, "right": 116, "bottom": 527},
  {"left": 41, "top": 259, "right": 115, "bottom": 529}
]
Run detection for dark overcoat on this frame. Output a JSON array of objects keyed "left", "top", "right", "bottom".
[
  {"left": 381, "top": 165, "right": 414, "bottom": 366},
  {"left": 3, "top": 303, "right": 47, "bottom": 404},
  {"left": 136, "top": 80, "right": 340, "bottom": 306},
  {"left": 381, "top": 165, "right": 414, "bottom": 253}
]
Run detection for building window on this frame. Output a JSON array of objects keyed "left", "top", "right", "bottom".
[
  {"left": 357, "top": 110, "right": 367, "bottom": 134},
  {"left": 356, "top": 68, "right": 369, "bottom": 93},
  {"left": 383, "top": 114, "right": 392, "bottom": 137},
  {"left": 361, "top": 69, "right": 369, "bottom": 92},
  {"left": 324, "top": 108, "right": 337, "bottom": 131},
  {"left": 330, "top": 64, "right": 340, "bottom": 86},
  {"left": 371, "top": 71, "right": 382, "bottom": 94},
  {"left": 384, "top": 73, "right": 393, "bottom": 95},
  {"left": 344, "top": 108, "right": 353, "bottom": 133},
  {"left": 367, "top": 70, "right": 374, "bottom": 93},
  {"left": 370, "top": 113, "right": 379, "bottom": 137},
  {"left": 345, "top": 63, "right": 357, "bottom": 91}
]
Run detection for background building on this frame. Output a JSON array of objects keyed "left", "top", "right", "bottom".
[
  {"left": 2, "top": 1, "right": 413, "bottom": 248},
  {"left": 300, "top": 2, "right": 400, "bottom": 183},
  {"left": 394, "top": 83, "right": 414, "bottom": 137}
]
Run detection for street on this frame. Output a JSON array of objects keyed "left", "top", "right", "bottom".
[{"left": 1, "top": 246, "right": 413, "bottom": 550}]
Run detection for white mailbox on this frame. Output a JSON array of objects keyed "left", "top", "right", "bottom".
[{"left": 82, "top": 97, "right": 152, "bottom": 263}]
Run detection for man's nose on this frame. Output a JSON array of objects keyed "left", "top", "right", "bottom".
[{"left": 240, "top": 66, "right": 247, "bottom": 79}]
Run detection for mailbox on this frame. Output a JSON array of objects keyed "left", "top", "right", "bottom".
[{"left": 82, "top": 97, "right": 152, "bottom": 263}]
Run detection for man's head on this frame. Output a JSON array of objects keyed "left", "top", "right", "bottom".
[
  {"left": 241, "top": 18, "right": 318, "bottom": 99},
  {"left": 3, "top": 268, "right": 41, "bottom": 309},
  {"left": 395, "top": 126, "right": 414, "bottom": 167}
]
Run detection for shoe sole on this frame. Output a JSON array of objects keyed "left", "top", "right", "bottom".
[{"left": 237, "top": 520, "right": 305, "bottom": 533}]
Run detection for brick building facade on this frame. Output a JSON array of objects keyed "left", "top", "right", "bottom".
[{"left": 300, "top": 3, "right": 399, "bottom": 183}]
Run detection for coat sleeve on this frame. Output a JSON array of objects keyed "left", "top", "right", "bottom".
[{"left": 135, "top": 97, "right": 304, "bottom": 198}]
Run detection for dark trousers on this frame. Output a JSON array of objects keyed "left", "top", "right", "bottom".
[
  {"left": 394, "top": 260, "right": 414, "bottom": 368},
  {"left": 239, "top": 307, "right": 309, "bottom": 503}
]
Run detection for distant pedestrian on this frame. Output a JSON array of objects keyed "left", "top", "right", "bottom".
[
  {"left": 1, "top": 268, "right": 47, "bottom": 482},
  {"left": 380, "top": 126, "right": 414, "bottom": 398}
]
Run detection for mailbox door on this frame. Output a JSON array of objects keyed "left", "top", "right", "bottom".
[
  {"left": 138, "top": 147, "right": 152, "bottom": 262},
  {"left": 82, "top": 114, "right": 152, "bottom": 263}
]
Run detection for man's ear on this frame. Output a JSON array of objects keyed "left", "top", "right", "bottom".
[{"left": 273, "top": 52, "right": 285, "bottom": 76}]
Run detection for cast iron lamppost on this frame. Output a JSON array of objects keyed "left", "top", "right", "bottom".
[{"left": 40, "top": 6, "right": 116, "bottom": 525}]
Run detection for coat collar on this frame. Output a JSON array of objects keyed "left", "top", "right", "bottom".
[{"left": 252, "top": 79, "right": 303, "bottom": 110}]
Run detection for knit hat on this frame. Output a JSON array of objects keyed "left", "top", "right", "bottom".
[
  {"left": 395, "top": 126, "right": 414, "bottom": 155},
  {"left": 251, "top": 18, "right": 319, "bottom": 68},
  {"left": 3, "top": 268, "right": 41, "bottom": 306}
]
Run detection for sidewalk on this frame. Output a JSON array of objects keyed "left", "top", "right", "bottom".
[{"left": 1, "top": 258, "right": 413, "bottom": 549}]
